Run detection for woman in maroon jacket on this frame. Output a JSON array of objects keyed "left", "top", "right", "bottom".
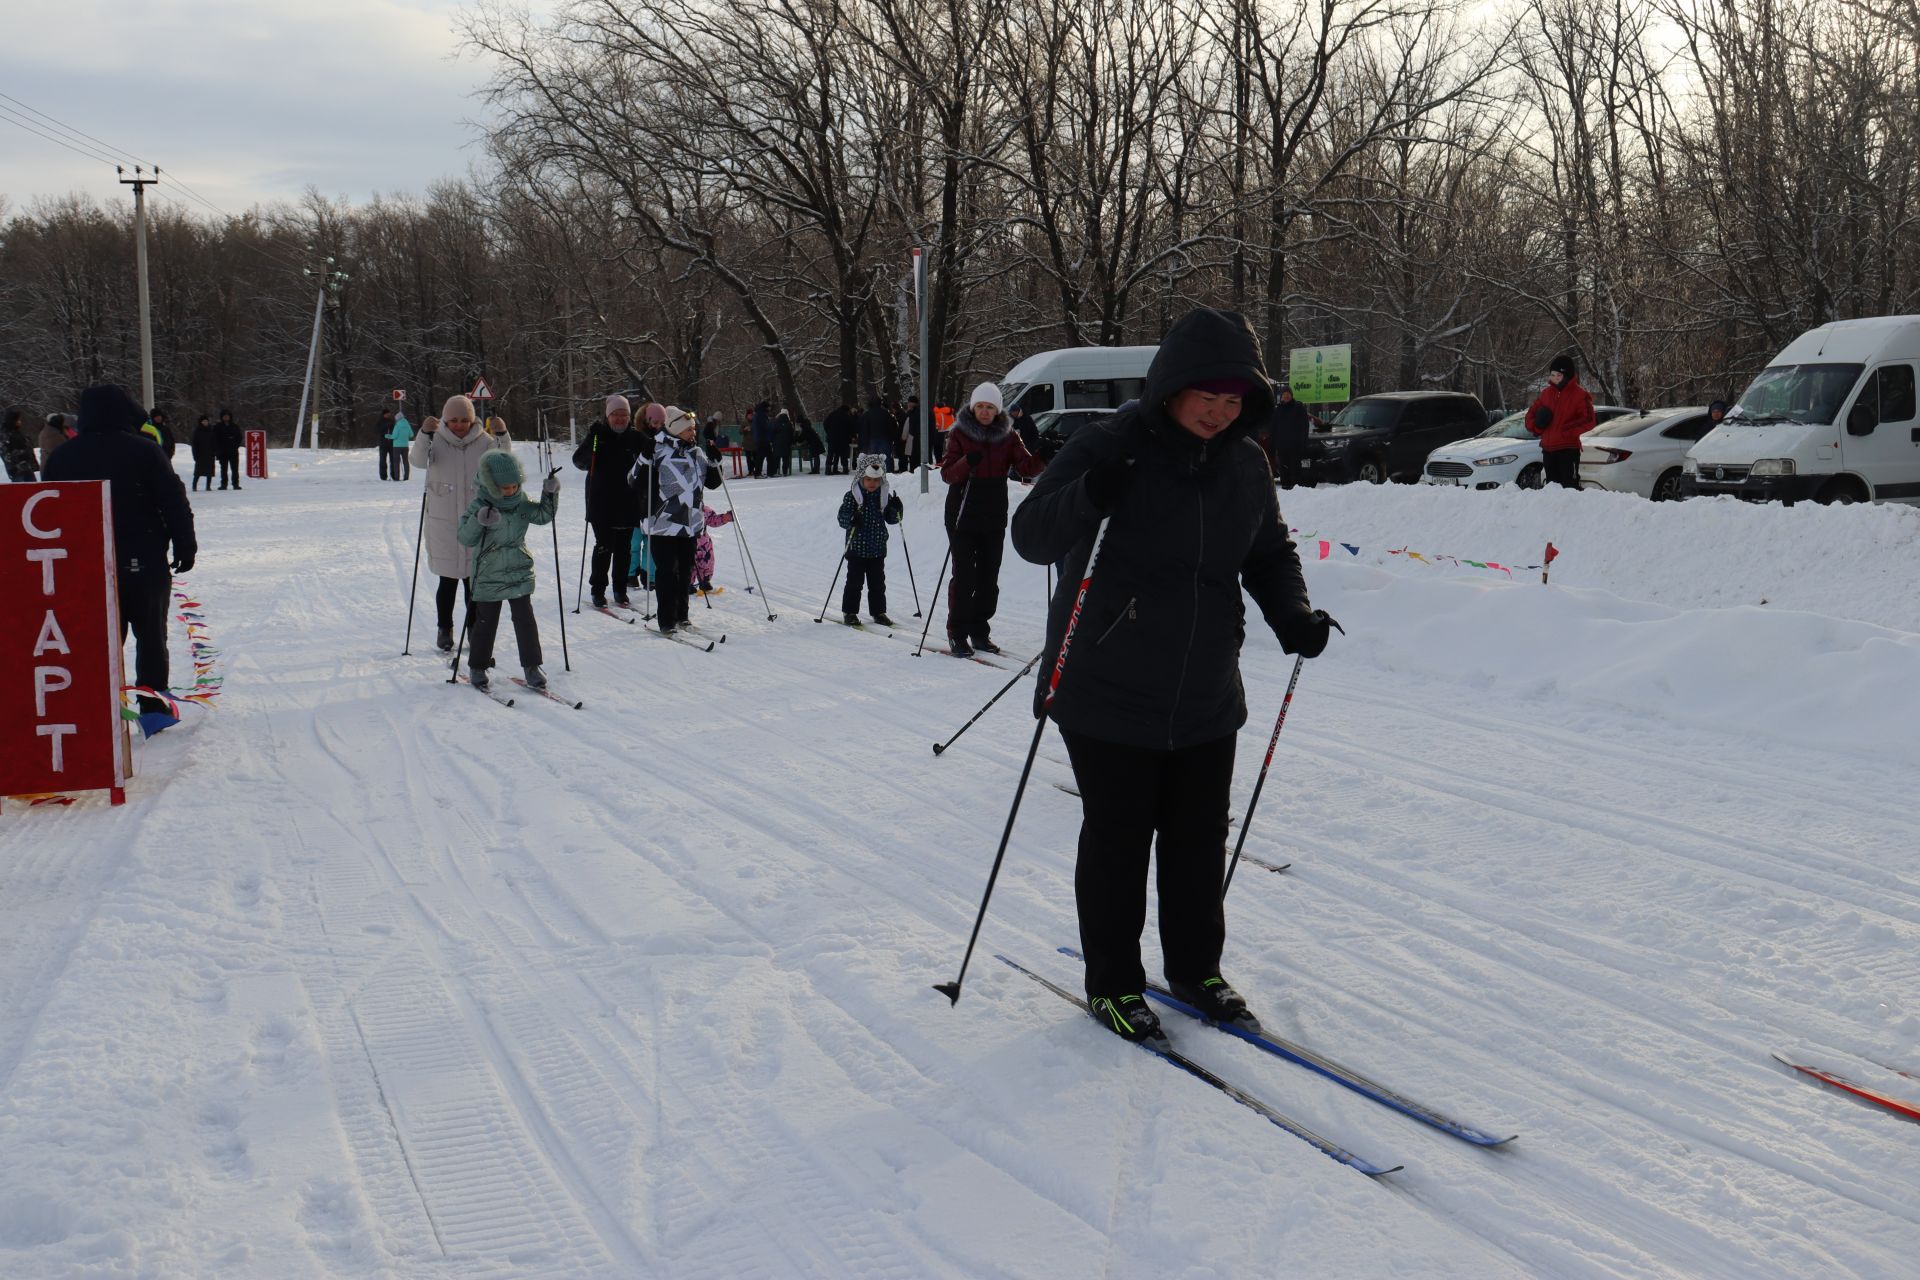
[
  {"left": 1526, "top": 354, "right": 1596, "bottom": 489},
  {"left": 939, "top": 383, "right": 1044, "bottom": 656}
]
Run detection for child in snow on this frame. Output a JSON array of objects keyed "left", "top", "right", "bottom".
[
  {"left": 457, "top": 449, "right": 560, "bottom": 689},
  {"left": 692, "top": 504, "right": 733, "bottom": 594},
  {"left": 836, "top": 455, "right": 904, "bottom": 625}
]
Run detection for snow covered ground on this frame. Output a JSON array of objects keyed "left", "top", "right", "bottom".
[{"left": 3, "top": 448, "right": 1918, "bottom": 1278}]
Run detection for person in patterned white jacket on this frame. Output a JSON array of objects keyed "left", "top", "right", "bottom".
[{"left": 629, "top": 407, "right": 723, "bottom": 634}]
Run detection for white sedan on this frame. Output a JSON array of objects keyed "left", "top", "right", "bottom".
[
  {"left": 1578, "top": 407, "right": 1714, "bottom": 500},
  {"left": 1422, "top": 406, "right": 1637, "bottom": 489}
]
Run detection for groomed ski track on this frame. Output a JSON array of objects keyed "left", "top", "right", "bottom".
[{"left": 1, "top": 449, "right": 1916, "bottom": 1277}]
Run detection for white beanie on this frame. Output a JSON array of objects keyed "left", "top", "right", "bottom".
[
  {"left": 441, "top": 394, "right": 476, "bottom": 421},
  {"left": 969, "top": 382, "right": 1003, "bottom": 412},
  {"left": 605, "top": 394, "right": 630, "bottom": 417}
]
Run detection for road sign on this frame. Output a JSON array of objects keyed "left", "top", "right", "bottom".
[
  {"left": 391, "top": 388, "right": 406, "bottom": 401},
  {"left": 470, "top": 379, "right": 493, "bottom": 401}
]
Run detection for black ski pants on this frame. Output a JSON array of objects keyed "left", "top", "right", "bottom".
[
  {"left": 1543, "top": 447, "right": 1581, "bottom": 490},
  {"left": 468, "top": 594, "right": 542, "bottom": 672},
  {"left": 589, "top": 520, "right": 634, "bottom": 598},
  {"left": 435, "top": 575, "right": 474, "bottom": 632},
  {"left": 390, "top": 445, "right": 410, "bottom": 481},
  {"left": 652, "top": 533, "right": 696, "bottom": 630},
  {"left": 946, "top": 524, "right": 1004, "bottom": 643},
  {"left": 379, "top": 444, "right": 390, "bottom": 480},
  {"left": 1059, "top": 727, "right": 1237, "bottom": 998},
  {"left": 841, "top": 554, "right": 887, "bottom": 618},
  {"left": 218, "top": 453, "right": 240, "bottom": 488},
  {"left": 118, "top": 563, "right": 172, "bottom": 701}
]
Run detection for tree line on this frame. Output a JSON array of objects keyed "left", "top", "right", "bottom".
[{"left": 2, "top": 0, "right": 1916, "bottom": 444}]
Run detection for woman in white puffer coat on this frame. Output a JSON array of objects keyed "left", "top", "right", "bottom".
[{"left": 411, "top": 394, "right": 512, "bottom": 650}]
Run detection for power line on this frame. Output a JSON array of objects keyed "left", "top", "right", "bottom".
[
  {"left": 0, "top": 105, "right": 122, "bottom": 169},
  {"left": 0, "top": 90, "right": 150, "bottom": 168}
]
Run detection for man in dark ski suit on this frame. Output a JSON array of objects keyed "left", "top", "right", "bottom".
[
  {"left": 1010, "top": 307, "right": 1338, "bottom": 1044},
  {"left": 573, "top": 394, "right": 650, "bottom": 606},
  {"left": 214, "top": 409, "right": 243, "bottom": 489},
  {"left": 939, "top": 382, "right": 1044, "bottom": 657},
  {"left": 44, "top": 384, "right": 198, "bottom": 732},
  {"left": 824, "top": 400, "right": 857, "bottom": 474}
]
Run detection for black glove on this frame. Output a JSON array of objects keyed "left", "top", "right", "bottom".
[
  {"left": 170, "top": 550, "right": 195, "bottom": 575},
  {"left": 966, "top": 451, "right": 984, "bottom": 470},
  {"left": 1531, "top": 406, "right": 1553, "bottom": 431},
  {"left": 1280, "top": 608, "right": 1343, "bottom": 659},
  {"left": 1083, "top": 459, "right": 1131, "bottom": 513},
  {"left": 885, "top": 494, "right": 903, "bottom": 520}
]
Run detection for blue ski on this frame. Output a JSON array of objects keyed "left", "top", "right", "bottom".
[
  {"left": 997, "top": 954, "right": 1401, "bottom": 1177},
  {"left": 1058, "top": 947, "right": 1515, "bottom": 1147}
]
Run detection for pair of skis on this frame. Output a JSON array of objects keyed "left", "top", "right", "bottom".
[
  {"left": 999, "top": 951, "right": 1516, "bottom": 1178},
  {"left": 455, "top": 672, "right": 585, "bottom": 710},
  {"left": 588, "top": 598, "right": 725, "bottom": 651}
]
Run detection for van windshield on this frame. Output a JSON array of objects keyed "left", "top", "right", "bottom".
[{"left": 1730, "top": 363, "right": 1863, "bottom": 425}]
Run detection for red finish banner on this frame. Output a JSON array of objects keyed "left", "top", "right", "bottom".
[
  {"left": 0, "top": 482, "right": 128, "bottom": 802},
  {"left": 245, "top": 429, "right": 268, "bottom": 479}
]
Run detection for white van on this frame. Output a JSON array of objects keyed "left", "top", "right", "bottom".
[
  {"left": 1686, "top": 316, "right": 1920, "bottom": 505},
  {"left": 997, "top": 345, "right": 1157, "bottom": 419}
]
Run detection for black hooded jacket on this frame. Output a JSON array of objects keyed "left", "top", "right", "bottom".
[
  {"left": 1010, "top": 308, "right": 1313, "bottom": 750},
  {"left": 572, "top": 419, "right": 648, "bottom": 525},
  {"left": 42, "top": 385, "right": 196, "bottom": 570}
]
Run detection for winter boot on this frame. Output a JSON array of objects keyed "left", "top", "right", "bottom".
[
  {"left": 972, "top": 633, "right": 1002, "bottom": 655},
  {"left": 872, "top": 614, "right": 894, "bottom": 627},
  {"left": 613, "top": 593, "right": 630, "bottom": 608},
  {"left": 523, "top": 665, "right": 547, "bottom": 690},
  {"left": 948, "top": 635, "right": 974, "bottom": 658},
  {"left": 436, "top": 625, "right": 454, "bottom": 653},
  {"left": 842, "top": 612, "right": 860, "bottom": 627},
  {"left": 1089, "top": 994, "right": 1167, "bottom": 1047},
  {"left": 591, "top": 590, "right": 608, "bottom": 609},
  {"left": 470, "top": 666, "right": 490, "bottom": 691},
  {"left": 1167, "top": 976, "right": 1262, "bottom": 1034}
]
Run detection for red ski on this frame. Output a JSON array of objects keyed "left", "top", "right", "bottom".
[{"left": 1774, "top": 1053, "right": 1920, "bottom": 1124}]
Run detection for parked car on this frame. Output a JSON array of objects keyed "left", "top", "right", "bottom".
[
  {"left": 1579, "top": 407, "right": 1713, "bottom": 500},
  {"left": 1686, "top": 315, "right": 1920, "bottom": 505},
  {"left": 1032, "top": 408, "right": 1111, "bottom": 461},
  {"left": 1300, "top": 391, "right": 1486, "bottom": 484},
  {"left": 999, "top": 345, "right": 1155, "bottom": 421},
  {"left": 1422, "top": 404, "right": 1637, "bottom": 489}
]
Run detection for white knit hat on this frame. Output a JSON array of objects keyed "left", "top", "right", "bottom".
[
  {"left": 968, "top": 382, "right": 1004, "bottom": 412},
  {"left": 440, "top": 394, "right": 476, "bottom": 421},
  {"left": 605, "top": 394, "right": 630, "bottom": 417}
]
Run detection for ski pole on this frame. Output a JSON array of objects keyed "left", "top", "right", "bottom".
[
  {"left": 931, "top": 648, "right": 1043, "bottom": 755},
  {"left": 1221, "top": 634, "right": 1333, "bottom": 894},
  {"left": 935, "top": 516, "right": 1113, "bottom": 1006},
  {"left": 914, "top": 477, "right": 968, "bottom": 656},
  {"left": 448, "top": 572, "right": 474, "bottom": 681},
  {"left": 898, "top": 514, "right": 923, "bottom": 617},
  {"left": 815, "top": 523, "right": 856, "bottom": 623},
  {"left": 540, "top": 427, "right": 570, "bottom": 670},
  {"left": 401, "top": 488, "right": 427, "bottom": 654},
  {"left": 573, "top": 515, "right": 590, "bottom": 613},
  {"left": 717, "top": 470, "right": 777, "bottom": 620}
]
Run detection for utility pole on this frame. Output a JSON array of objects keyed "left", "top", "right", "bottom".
[
  {"left": 564, "top": 287, "right": 577, "bottom": 451},
  {"left": 295, "top": 249, "right": 349, "bottom": 450},
  {"left": 913, "top": 246, "right": 930, "bottom": 494},
  {"left": 117, "top": 166, "right": 159, "bottom": 411}
]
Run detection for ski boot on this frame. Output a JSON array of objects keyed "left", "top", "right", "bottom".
[
  {"left": 470, "top": 666, "right": 491, "bottom": 691},
  {"left": 524, "top": 665, "right": 547, "bottom": 690},
  {"left": 843, "top": 612, "right": 860, "bottom": 626},
  {"left": 436, "top": 625, "right": 454, "bottom": 653},
  {"left": 948, "top": 635, "right": 974, "bottom": 658},
  {"left": 872, "top": 614, "right": 894, "bottom": 627},
  {"left": 1089, "top": 994, "right": 1167, "bottom": 1047},
  {"left": 1167, "top": 976, "right": 1262, "bottom": 1034},
  {"left": 972, "top": 633, "right": 1002, "bottom": 655}
]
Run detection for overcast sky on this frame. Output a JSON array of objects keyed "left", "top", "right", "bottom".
[{"left": 0, "top": 0, "right": 508, "bottom": 219}]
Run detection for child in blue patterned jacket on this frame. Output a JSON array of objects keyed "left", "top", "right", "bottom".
[{"left": 836, "top": 455, "right": 903, "bottom": 626}]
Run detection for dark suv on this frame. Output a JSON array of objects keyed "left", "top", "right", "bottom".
[{"left": 1300, "top": 392, "right": 1487, "bottom": 484}]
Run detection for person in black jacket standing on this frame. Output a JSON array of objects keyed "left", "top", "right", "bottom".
[
  {"left": 214, "top": 408, "right": 243, "bottom": 489},
  {"left": 572, "top": 394, "right": 648, "bottom": 608},
  {"left": 1010, "top": 307, "right": 1338, "bottom": 1045},
  {"left": 43, "top": 385, "right": 198, "bottom": 732},
  {"left": 824, "top": 399, "right": 857, "bottom": 474},
  {"left": 1267, "top": 385, "right": 1312, "bottom": 489}
]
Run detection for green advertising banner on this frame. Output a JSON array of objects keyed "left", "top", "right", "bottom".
[{"left": 1288, "top": 344, "right": 1352, "bottom": 404}]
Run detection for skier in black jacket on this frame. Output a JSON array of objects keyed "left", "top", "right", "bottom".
[
  {"left": 1010, "top": 307, "right": 1339, "bottom": 1044},
  {"left": 42, "top": 384, "right": 198, "bottom": 730},
  {"left": 214, "top": 409, "right": 243, "bottom": 489},
  {"left": 572, "top": 394, "right": 649, "bottom": 607}
]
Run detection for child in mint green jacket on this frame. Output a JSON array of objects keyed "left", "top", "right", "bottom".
[{"left": 457, "top": 449, "right": 559, "bottom": 689}]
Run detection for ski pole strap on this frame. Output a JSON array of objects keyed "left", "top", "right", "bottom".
[{"left": 1042, "top": 515, "right": 1112, "bottom": 712}]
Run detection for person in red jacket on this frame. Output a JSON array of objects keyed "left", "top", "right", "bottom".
[
  {"left": 1526, "top": 354, "right": 1595, "bottom": 489},
  {"left": 939, "top": 382, "right": 1044, "bottom": 657}
]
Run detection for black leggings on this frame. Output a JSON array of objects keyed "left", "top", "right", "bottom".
[
  {"left": 1059, "top": 727, "right": 1237, "bottom": 998},
  {"left": 435, "top": 576, "right": 474, "bottom": 631},
  {"left": 468, "top": 594, "right": 542, "bottom": 671},
  {"left": 946, "top": 525, "right": 1004, "bottom": 642}
]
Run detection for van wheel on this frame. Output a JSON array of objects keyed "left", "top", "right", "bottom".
[
  {"left": 1516, "top": 463, "right": 1544, "bottom": 489},
  {"left": 1816, "top": 476, "right": 1867, "bottom": 505},
  {"left": 1651, "top": 468, "right": 1684, "bottom": 501},
  {"left": 1355, "top": 457, "right": 1386, "bottom": 484}
]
